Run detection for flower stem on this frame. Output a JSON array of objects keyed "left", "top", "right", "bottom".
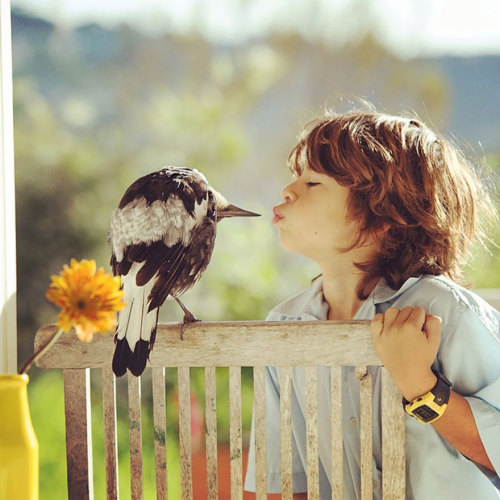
[{"left": 19, "top": 327, "right": 65, "bottom": 375}]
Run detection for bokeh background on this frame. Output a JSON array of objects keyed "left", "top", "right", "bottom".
[{"left": 10, "top": 0, "right": 500, "bottom": 498}]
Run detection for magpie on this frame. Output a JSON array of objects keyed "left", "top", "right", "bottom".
[{"left": 110, "top": 166, "right": 260, "bottom": 377}]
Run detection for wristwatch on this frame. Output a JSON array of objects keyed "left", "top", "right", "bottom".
[{"left": 402, "top": 370, "right": 452, "bottom": 424}]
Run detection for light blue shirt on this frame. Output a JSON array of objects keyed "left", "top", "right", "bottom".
[{"left": 244, "top": 275, "right": 500, "bottom": 499}]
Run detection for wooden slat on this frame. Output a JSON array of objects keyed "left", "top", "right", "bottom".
[
  {"left": 305, "top": 367, "right": 319, "bottom": 500},
  {"left": 128, "top": 374, "right": 143, "bottom": 500},
  {"left": 102, "top": 368, "right": 118, "bottom": 500},
  {"left": 330, "top": 366, "right": 343, "bottom": 499},
  {"left": 178, "top": 366, "right": 193, "bottom": 499},
  {"left": 152, "top": 367, "right": 167, "bottom": 500},
  {"left": 63, "top": 369, "right": 94, "bottom": 500},
  {"left": 279, "top": 367, "right": 292, "bottom": 500},
  {"left": 253, "top": 366, "right": 267, "bottom": 500},
  {"left": 381, "top": 368, "right": 406, "bottom": 499},
  {"left": 205, "top": 367, "right": 218, "bottom": 499},
  {"left": 229, "top": 367, "right": 243, "bottom": 499},
  {"left": 35, "top": 321, "right": 381, "bottom": 368},
  {"left": 355, "top": 366, "right": 373, "bottom": 500}
]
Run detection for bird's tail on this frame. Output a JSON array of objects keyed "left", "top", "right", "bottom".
[{"left": 112, "top": 270, "right": 159, "bottom": 377}]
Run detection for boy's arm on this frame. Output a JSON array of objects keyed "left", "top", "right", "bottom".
[
  {"left": 371, "top": 306, "right": 495, "bottom": 472},
  {"left": 431, "top": 389, "right": 494, "bottom": 470}
]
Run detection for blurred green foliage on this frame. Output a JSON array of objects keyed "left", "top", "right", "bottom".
[{"left": 12, "top": 8, "right": 500, "bottom": 499}]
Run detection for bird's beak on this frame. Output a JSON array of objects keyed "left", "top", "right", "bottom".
[{"left": 218, "top": 203, "right": 261, "bottom": 220}]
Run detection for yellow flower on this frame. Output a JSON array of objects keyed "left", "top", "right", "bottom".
[{"left": 45, "top": 259, "right": 125, "bottom": 342}]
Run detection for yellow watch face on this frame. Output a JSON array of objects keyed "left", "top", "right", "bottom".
[{"left": 404, "top": 392, "right": 448, "bottom": 423}]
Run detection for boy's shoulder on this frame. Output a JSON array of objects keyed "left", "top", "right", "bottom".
[
  {"left": 394, "top": 275, "right": 499, "bottom": 335},
  {"left": 398, "top": 275, "right": 489, "bottom": 309}
]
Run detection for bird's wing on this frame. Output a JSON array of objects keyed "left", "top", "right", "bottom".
[
  {"left": 130, "top": 239, "right": 194, "bottom": 312},
  {"left": 147, "top": 241, "right": 192, "bottom": 311}
]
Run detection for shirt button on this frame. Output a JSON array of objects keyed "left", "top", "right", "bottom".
[{"left": 349, "top": 417, "right": 357, "bottom": 427}]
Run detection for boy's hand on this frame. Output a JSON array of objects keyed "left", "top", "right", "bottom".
[{"left": 370, "top": 306, "right": 442, "bottom": 401}]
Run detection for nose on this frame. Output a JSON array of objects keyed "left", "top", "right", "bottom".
[{"left": 281, "top": 181, "right": 297, "bottom": 202}]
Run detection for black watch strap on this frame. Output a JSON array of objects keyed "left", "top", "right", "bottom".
[{"left": 402, "top": 369, "right": 452, "bottom": 406}]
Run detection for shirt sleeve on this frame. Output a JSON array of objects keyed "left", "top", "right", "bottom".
[{"left": 437, "top": 300, "right": 500, "bottom": 487}]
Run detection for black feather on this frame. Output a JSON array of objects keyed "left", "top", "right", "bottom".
[
  {"left": 127, "top": 243, "right": 152, "bottom": 263},
  {"left": 118, "top": 167, "right": 208, "bottom": 216},
  {"left": 136, "top": 242, "right": 184, "bottom": 287},
  {"left": 148, "top": 244, "right": 188, "bottom": 311},
  {"left": 112, "top": 337, "right": 133, "bottom": 377},
  {"left": 129, "top": 340, "right": 150, "bottom": 377}
]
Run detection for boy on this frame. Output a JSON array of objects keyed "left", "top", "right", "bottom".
[{"left": 244, "top": 111, "right": 500, "bottom": 498}]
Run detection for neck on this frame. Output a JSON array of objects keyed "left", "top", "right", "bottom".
[
  {"left": 310, "top": 237, "right": 379, "bottom": 320},
  {"left": 319, "top": 261, "right": 377, "bottom": 321}
]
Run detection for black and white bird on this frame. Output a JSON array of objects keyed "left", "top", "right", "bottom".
[{"left": 110, "top": 166, "right": 260, "bottom": 377}]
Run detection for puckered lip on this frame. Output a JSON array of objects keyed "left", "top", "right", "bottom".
[{"left": 272, "top": 206, "right": 284, "bottom": 224}]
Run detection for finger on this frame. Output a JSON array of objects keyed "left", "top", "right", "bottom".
[
  {"left": 407, "top": 306, "right": 426, "bottom": 331},
  {"left": 393, "top": 306, "right": 414, "bottom": 326},
  {"left": 371, "top": 313, "right": 384, "bottom": 338},
  {"left": 423, "top": 314, "right": 442, "bottom": 347},
  {"left": 383, "top": 307, "right": 400, "bottom": 328}
]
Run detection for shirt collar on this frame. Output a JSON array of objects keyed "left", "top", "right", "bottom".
[
  {"left": 274, "top": 275, "right": 423, "bottom": 321},
  {"left": 371, "top": 275, "right": 422, "bottom": 304}
]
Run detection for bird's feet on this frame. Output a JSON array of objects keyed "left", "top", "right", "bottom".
[
  {"left": 179, "top": 312, "right": 201, "bottom": 340},
  {"left": 174, "top": 296, "right": 201, "bottom": 339}
]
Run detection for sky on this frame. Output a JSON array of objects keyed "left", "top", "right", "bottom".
[{"left": 10, "top": 0, "right": 500, "bottom": 58}]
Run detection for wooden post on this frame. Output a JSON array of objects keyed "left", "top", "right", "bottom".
[
  {"left": 0, "top": 0, "right": 17, "bottom": 374},
  {"left": 152, "top": 367, "right": 168, "bottom": 500},
  {"left": 205, "top": 367, "right": 218, "bottom": 499},
  {"left": 64, "top": 369, "right": 94, "bottom": 500},
  {"left": 102, "top": 369, "right": 119, "bottom": 500},
  {"left": 229, "top": 366, "right": 243, "bottom": 499},
  {"left": 128, "top": 374, "right": 143, "bottom": 500}
]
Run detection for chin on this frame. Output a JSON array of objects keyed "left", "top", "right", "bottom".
[{"left": 279, "top": 235, "right": 310, "bottom": 258}]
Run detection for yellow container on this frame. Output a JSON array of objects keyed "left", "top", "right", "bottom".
[{"left": 0, "top": 374, "right": 39, "bottom": 500}]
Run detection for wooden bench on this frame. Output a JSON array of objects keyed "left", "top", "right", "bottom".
[{"left": 34, "top": 320, "right": 406, "bottom": 499}]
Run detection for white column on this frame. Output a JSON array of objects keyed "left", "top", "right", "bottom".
[{"left": 0, "top": 0, "right": 17, "bottom": 374}]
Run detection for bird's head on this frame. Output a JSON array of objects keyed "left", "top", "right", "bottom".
[{"left": 211, "top": 189, "right": 260, "bottom": 222}]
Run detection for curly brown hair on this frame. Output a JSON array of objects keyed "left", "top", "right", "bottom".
[{"left": 288, "top": 110, "right": 498, "bottom": 299}]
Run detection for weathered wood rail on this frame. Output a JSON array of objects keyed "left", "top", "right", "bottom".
[{"left": 35, "top": 320, "right": 406, "bottom": 500}]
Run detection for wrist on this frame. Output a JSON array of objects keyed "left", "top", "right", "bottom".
[{"left": 399, "top": 371, "right": 438, "bottom": 402}]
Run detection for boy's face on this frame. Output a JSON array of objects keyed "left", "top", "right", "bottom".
[{"left": 273, "top": 162, "right": 370, "bottom": 263}]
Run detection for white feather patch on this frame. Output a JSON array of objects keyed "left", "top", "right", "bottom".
[
  {"left": 116, "top": 262, "right": 158, "bottom": 351},
  {"left": 110, "top": 195, "right": 208, "bottom": 262}
]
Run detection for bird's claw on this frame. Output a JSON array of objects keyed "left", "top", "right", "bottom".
[{"left": 179, "top": 314, "right": 201, "bottom": 340}]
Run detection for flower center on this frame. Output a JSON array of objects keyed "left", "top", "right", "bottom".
[{"left": 76, "top": 299, "right": 86, "bottom": 310}]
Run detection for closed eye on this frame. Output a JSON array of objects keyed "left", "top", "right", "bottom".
[{"left": 306, "top": 182, "right": 320, "bottom": 187}]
